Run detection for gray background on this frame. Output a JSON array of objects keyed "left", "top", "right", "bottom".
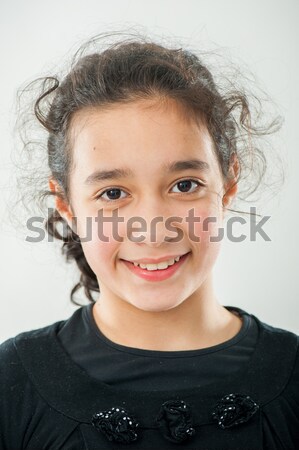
[{"left": 0, "top": 0, "right": 298, "bottom": 342}]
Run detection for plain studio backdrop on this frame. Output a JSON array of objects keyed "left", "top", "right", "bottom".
[{"left": 0, "top": 0, "right": 298, "bottom": 343}]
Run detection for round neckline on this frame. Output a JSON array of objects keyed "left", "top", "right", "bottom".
[
  {"left": 15, "top": 307, "right": 263, "bottom": 424},
  {"left": 47, "top": 304, "right": 257, "bottom": 402},
  {"left": 14, "top": 309, "right": 298, "bottom": 425},
  {"left": 86, "top": 303, "right": 251, "bottom": 358}
]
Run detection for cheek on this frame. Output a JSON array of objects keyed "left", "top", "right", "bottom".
[
  {"left": 75, "top": 209, "right": 124, "bottom": 242},
  {"left": 188, "top": 205, "right": 224, "bottom": 247},
  {"left": 78, "top": 214, "right": 127, "bottom": 271}
]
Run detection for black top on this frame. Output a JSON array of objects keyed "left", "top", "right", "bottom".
[
  {"left": 58, "top": 304, "right": 258, "bottom": 391},
  {"left": 0, "top": 305, "right": 298, "bottom": 450}
]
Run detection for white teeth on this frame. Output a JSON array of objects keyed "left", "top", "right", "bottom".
[{"left": 133, "top": 255, "right": 183, "bottom": 271}]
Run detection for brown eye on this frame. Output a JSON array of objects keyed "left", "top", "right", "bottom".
[
  {"left": 171, "top": 179, "right": 203, "bottom": 194},
  {"left": 105, "top": 189, "right": 122, "bottom": 200},
  {"left": 97, "top": 188, "right": 127, "bottom": 202},
  {"left": 178, "top": 180, "right": 193, "bottom": 192}
]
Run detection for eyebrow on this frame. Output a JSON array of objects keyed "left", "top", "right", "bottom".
[{"left": 84, "top": 159, "right": 210, "bottom": 185}]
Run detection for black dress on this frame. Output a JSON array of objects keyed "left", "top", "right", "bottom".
[{"left": 0, "top": 305, "right": 298, "bottom": 449}]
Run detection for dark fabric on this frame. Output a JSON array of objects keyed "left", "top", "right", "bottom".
[
  {"left": 0, "top": 306, "right": 298, "bottom": 450},
  {"left": 57, "top": 304, "right": 258, "bottom": 390}
]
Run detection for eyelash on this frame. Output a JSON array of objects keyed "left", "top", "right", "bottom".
[{"left": 95, "top": 178, "right": 205, "bottom": 203}]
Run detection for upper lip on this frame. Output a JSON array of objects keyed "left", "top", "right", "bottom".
[{"left": 123, "top": 252, "right": 190, "bottom": 264}]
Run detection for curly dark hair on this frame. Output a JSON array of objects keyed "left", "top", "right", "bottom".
[{"left": 15, "top": 31, "right": 284, "bottom": 305}]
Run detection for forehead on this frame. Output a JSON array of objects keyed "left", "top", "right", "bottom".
[{"left": 68, "top": 98, "right": 220, "bottom": 178}]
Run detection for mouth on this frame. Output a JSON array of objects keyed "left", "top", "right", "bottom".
[
  {"left": 121, "top": 252, "right": 191, "bottom": 282},
  {"left": 122, "top": 252, "right": 190, "bottom": 271}
]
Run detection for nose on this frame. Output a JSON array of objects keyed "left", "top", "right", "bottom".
[{"left": 126, "top": 199, "right": 183, "bottom": 247}]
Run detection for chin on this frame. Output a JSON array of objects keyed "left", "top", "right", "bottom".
[{"left": 130, "top": 298, "right": 183, "bottom": 313}]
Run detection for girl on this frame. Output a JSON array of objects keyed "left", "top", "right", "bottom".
[{"left": 1, "top": 33, "right": 298, "bottom": 449}]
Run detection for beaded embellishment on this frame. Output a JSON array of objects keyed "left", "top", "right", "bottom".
[
  {"left": 91, "top": 394, "right": 259, "bottom": 444},
  {"left": 211, "top": 393, "right": 259, "bottom": 429},
  {"left": 155, "top": 399, "right": 196, "bottom": 443},
  {"left": 91, "top": 407, "right": 139, "bottom": 443}
]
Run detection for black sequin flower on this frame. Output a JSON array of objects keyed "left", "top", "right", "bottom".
[
  {"left": 155, "top": 399, "right": 196, "bottom": 443},
  {"left": 211, "top": 393, "right": 259, "bottom": 429},
  {"left": 92, "top": 407, "right": 139, "bottom": 444}
]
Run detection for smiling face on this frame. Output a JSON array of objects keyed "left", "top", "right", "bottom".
[{"left": 53, "top": 97, "right": 237, "bottom": 313}]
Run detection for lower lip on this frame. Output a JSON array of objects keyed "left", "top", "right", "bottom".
[{"left": 121, "top": 253, "right": 190, "bottom": 282}]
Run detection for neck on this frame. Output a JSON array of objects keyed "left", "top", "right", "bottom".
[{"left": 92, "top": 276, "right": 242, "bottom": 351}]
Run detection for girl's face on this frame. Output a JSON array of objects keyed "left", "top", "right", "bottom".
[{"left": 58, "top": 98, "right": 236, "bottom": 312}]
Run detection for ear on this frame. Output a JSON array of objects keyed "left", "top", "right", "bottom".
[
  {"left": 48, "top": 178, "right": 75, "bottom": 231},
  {"left": 222, "top": 153, "right": 239, "bottom": 210}
]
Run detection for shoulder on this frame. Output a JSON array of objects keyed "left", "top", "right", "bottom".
[
  {"left": 233, "top": 306, "right": 299, "bottom": 367},
  {"left": 0, "top": 319, "right": 65, "bottom": 357},
  {"left": 260, "top": 318, "right": 299, "bottom": 392},
  {"left": 0, "top": 320, "right": 76, "bottom": 450},
  {"left": 229, "top": 309, "right": 299, "bottom": 448},
  {"left": 233, "top": 308, "right": 299, "bottom": 404},
  {"left": 250, "top": 312, "right": 299, "bottom": 386},
  {"left": 249, "top": 315, "right": 299, "bottom": 449},
  {"left": 0, "top": 320, "right": 64, "bottom": 393},
  {"left": 256, "top": 314, "right": 299, "bottom": 338},
  {"left": 253, "top": 313, "right": 299, "bottom": 355},
  {"left": 233, "top": 305, "right": 299, "bottom": 349},
  {"left": 0, "top": 319, "right": 69, "bottom": 411},
  {"left": 0, "top": 319, "right": 66, "bottom": 376},
  {"left": 256, "top": 311, "right": 299, "bottom": 372}
]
